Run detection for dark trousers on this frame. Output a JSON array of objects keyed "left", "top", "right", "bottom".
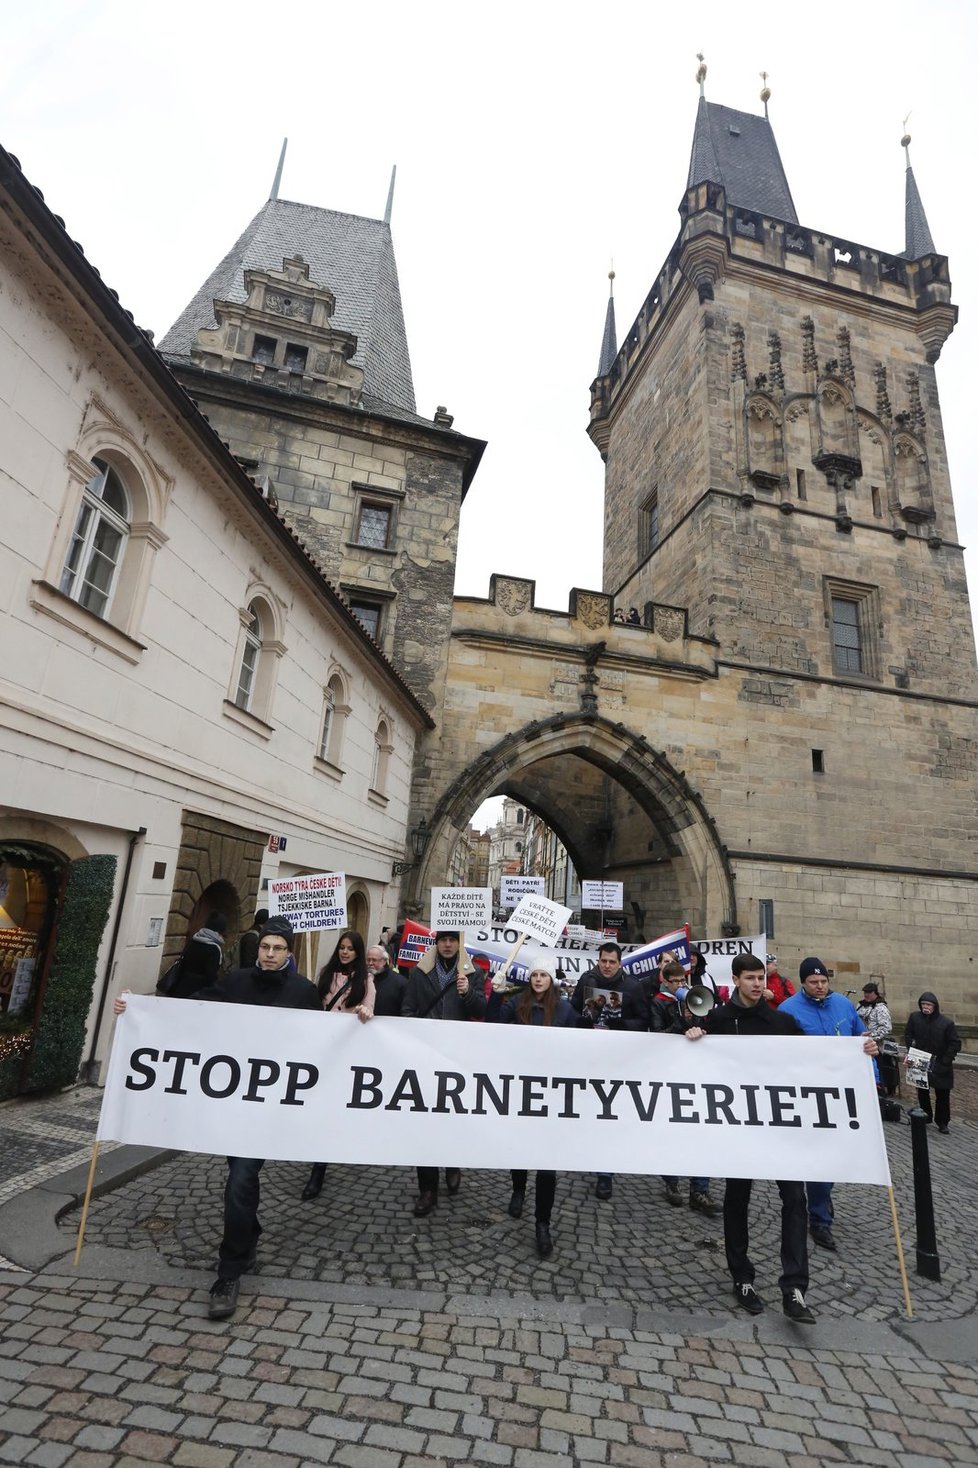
[
  {"left": 417, "top": 1166, "right": 458, "bottom": 1193},
  {"left": 916, "top": 1087, "right": 951, "bottom": 1127},
  {"left": 723, "top": 1177, "right": 808, "bottom": 1295},
  {"left": 510, "top": 1169, "right": 557, "bottom": 1222},
  {"left": 218, "top": 1156, "right": 264, "bottom": 1280}
]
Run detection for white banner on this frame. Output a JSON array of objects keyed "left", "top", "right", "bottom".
[
  {"left": 99, "top": 998, "right": 890, "bottom": 1185},
  {"left": 692, "top": 934, "right": 767, "bottom": 988},
  {"left": 500, "top": 875, "right": 545, "bottom": 907},
  {"left": 268, "top": 872, "right": 347, "bottom": 933},
  {"left": 581, "top": 880, "right": 624, "bottom": 909},
  {"left": 508, "top": 894, "right": 573, "bottom": 947},
  {"left": 430, "top": 887, "right": 492, "bottom": 931}
]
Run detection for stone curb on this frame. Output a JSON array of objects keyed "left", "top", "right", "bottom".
[{"left": 0, "top": 1143, "right": 174, "bottom": 1272}]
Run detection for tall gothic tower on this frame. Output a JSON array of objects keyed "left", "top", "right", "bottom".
[{"left": 589, "top": 76, "right": 976, "bottom": 700}]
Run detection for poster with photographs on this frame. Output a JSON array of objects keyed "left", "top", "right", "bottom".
[
  {"left": 904, "top": 1046, "right": 932, "bottom": 1089},
  {"left": 581, "top": 985, "right": 626, "bottom": 1029}
]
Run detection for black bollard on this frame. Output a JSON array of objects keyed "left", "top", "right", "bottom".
[{"left": 908, "top": 1106, "right": 941, "bottom": 1281}]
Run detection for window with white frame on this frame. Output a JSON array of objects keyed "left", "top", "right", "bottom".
[
  {"left": 319, "top": 683, "right": 335, "bottom": 760},
  {"left": 235, "top": 603, "right": 263, "bottom": 710},
  {"left": 59, "top": 457, "right": 130, "bottom": 619},
  {"left": 316, "top": 671, "right": 350, "bottom": 771},
  {"left": 370, "top": 717, "right": 393, "bottom": 798}
]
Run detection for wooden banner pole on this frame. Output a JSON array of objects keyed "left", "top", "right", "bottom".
[
  {"left": 73, "top": 1140, "right": 101, "bottom": 1267},
  {"left": 887, "top": 1184, "right": 914, "bottom": 1319}
]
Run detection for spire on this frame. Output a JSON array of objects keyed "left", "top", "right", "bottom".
[
  {"left": 685, "top": 74, "right": 797, "bottom": 222},
  {"left": 597, "top": 269, "right": 617, "bottom": 377},
  {"left": 760, "top": 71, "right": 771, "bottom": 120},
  {"left": 383, "top": 165, "right": 396, "bottom": 225},
  {"left": 270, "top": 138, "right": 287, "bottom": 201},
  {"left": 901, "top": 126, "right": 936, "bottom": 259}
]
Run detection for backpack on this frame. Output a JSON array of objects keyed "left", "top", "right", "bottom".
[{"left": 156, "top": 957, "right": 183, "bottom": 996}]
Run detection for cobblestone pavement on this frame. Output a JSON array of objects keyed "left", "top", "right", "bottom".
[
  {"left": 67, "top": 1106, "right": 978, "bottom": 1323},
  {"left": 1, "top": 1083, "right": 977, "bottom": 1467}
]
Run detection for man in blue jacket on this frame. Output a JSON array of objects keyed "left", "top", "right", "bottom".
[{"left": 780, "top": 958, "right": 878, "bottom": 1252}]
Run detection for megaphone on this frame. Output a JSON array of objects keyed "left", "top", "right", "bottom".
[{"left": 685, "top": 984, "right": 716, "bottom": 1018}]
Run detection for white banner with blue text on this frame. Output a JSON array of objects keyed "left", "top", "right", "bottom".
[{"left": 98, "top": 996, "right": 889, "bottom": 1185}]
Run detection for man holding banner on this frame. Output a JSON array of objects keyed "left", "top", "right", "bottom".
[
  {"left": 403, "top": 930, "right": 486, "bottom": 1215},
  {"left": 685, "top": 951, "right": 817, "bottom": 1324}
]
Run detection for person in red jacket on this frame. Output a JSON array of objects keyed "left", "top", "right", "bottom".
[{"left": 764, "top": 954, "right": 795, "bottom": 1008}]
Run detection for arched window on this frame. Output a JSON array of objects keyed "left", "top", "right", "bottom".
[
  {"left": 235, "top": 603, "right": 263, "bottom": 711},
  {"left": 59, "top": 458, "right": 130, "bottom": 619},
  {"left": 316, "top": 671, "right": 350, "bottom": 772},
  {"left": 371, "top": 718, "right": 392, "bottom": 797}
]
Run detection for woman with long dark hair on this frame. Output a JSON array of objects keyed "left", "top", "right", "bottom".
[
  {"left": 494, "top": 963, "right": 575, "bottom": 1256},
  {"left": 300, "top": 930, "right": 375, "bottom": 1200}
]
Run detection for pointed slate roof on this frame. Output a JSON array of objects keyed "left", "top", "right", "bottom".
[
  {"left": 686, "top": 99, "right": 798, "bottom": 223},
  {"left": 597, "top": 283, "right": 617, "bottom": 377},
  {"left": 904, "top": 164, "right": 936, "bottom": 259},
  {"left": 160, "top": 197, "right": 416, "bottom": 414}
]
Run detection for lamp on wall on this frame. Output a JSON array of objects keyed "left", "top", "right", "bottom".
[{"left": 393, "top": 817, "right": 430, "bottom": 877}]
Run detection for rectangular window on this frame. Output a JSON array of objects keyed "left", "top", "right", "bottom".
[
  {"left": 640, "top": 488, "right": 659, "bottom": 558},
  {"left": 349, "top": 600, "right": 382, "bottom": 640},
  {"left": 284, "top": 343, "right": 308, "bottom": 373},
  {"left": 758, "top": 899, "right": 774, "bottom": 938},
  {"left": 796, "top": 469, "right": 807, "bottom": 501},
  {"left": 831, "top": 597, "right": 862, "bottom": 674},
  {"left": 356, "top": 503, "right": 392, "bottom": 550},
  {"left": 871, "top": 485, "right": 882, "bottom": 518},
  {"left": 252, "top": 335, "right": 276, "bottom": 365},
  {"left": 811, "top": 749, "right": 825, "bottom": 774}
]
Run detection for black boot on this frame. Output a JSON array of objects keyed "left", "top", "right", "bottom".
[
  {"left": 535, "top": 1221, "right": 553, "bottom": 1258},
  {"left": 301, "top": 1164, "right": 326, "bottom": 1200},
  {"left": 508, "top": 1190, "right": 525, "bottom": 1218}
]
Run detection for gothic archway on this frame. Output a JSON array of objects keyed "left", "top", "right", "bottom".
[{"left": 405, "top": 714, "right": 736, "bottom": 936}]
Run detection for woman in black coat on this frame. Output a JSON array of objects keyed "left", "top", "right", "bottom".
[
  {"left": 494, "top": 964, "right": 576, "bottom": 1257},
  {"left": 904, "top": 991, "right": 962, "bottom": 1133}
]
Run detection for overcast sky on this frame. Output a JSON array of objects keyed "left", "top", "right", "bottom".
[{"left": 4, "top": 1, "right": 975, "bottom": 666}]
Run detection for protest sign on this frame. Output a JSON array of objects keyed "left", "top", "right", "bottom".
[
  {"left": 268, "top": 872, "right": 347, "bottom": 933},
  {"left": 99, "top": 997, "right": 890, "bottom": 1185},
  {"left": 430, "top": 887, "right": 492, "bottom": 932},
  {"left": 565, "top": 924, "right": 586, "bottom": 940},
  {"left": 500, "top": 875, "right": 545, "bottom": 908},
  {"left": 508, "top": 893, "right": 573, "bottom": 947},
  {"left": 581, "top": 880, "right": 624, "bottom": 909},
  {"left": 397, "top": 920, "right": 433, "bottom": 967}
]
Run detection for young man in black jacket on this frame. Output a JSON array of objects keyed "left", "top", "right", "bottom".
[
  {"left": 115, "top": 915, "right": 319, "bottom": 1321},
  {"left": 685, "top": 952, "right": 815, "bottom": 1324}
]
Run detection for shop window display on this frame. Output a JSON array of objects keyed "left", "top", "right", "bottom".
[{"left": 0, "top": 852, "right": 59, "bottom": 1064}]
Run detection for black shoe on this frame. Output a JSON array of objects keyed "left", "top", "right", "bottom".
[
  {"left": 734, "top": 1283, "right": 764, "bottom": 1315},
  {"left": 301, "top": 1164, "right": 326, "bottom": 1201},
  {"left": 508, "top": 1190, "right": 525, "bottom": 1219},
  {"left": 938, "top": 1124, "right": 950, "bottom": 1134},
  {"left": 664, "top": 1182, "right": 684, "bottom": 1207},
  {"left": 535, "top": 1221, "right": 553, "bottom": 1258},
  {"left": 595, "top": 1177, "right": 613, "bottom": 1201},
  {"left": 445, "top": 1169, "right": 461, "bottom": 1195},
  {"left": 782, "top": 1288, "right": 816, "bottom": 1324},
  {"left": 208, "top": 1278, "right": 240, "bottom": 1321},
  {"left": 689, "top": 1191, "right": 719, "bottom": 1217},
  {"left": 413, "top": 1190, "right": 438, "bottom": 1217},
  {"left": 810, "top": 1223, "right": 837, "bottom": 1251}
]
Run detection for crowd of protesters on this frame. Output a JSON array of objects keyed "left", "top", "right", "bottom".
[{"left": 113, "top": 915, "right": 962, "bottom": 1324}]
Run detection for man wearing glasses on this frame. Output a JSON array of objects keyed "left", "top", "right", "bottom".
[
  {"left": 780, "top": 958, "right": 879, "bottom": 1252},
  {"left": 114, "top": 915, "right": 319, "bottom": 1320}
]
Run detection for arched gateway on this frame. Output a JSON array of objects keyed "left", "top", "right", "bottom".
[{"left": 402, "top": 577, "right": 738, "bottom": 940}]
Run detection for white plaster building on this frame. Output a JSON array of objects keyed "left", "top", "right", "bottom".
[{"left": 0, "top": 146, "right": 432, "bottom": 1093}]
